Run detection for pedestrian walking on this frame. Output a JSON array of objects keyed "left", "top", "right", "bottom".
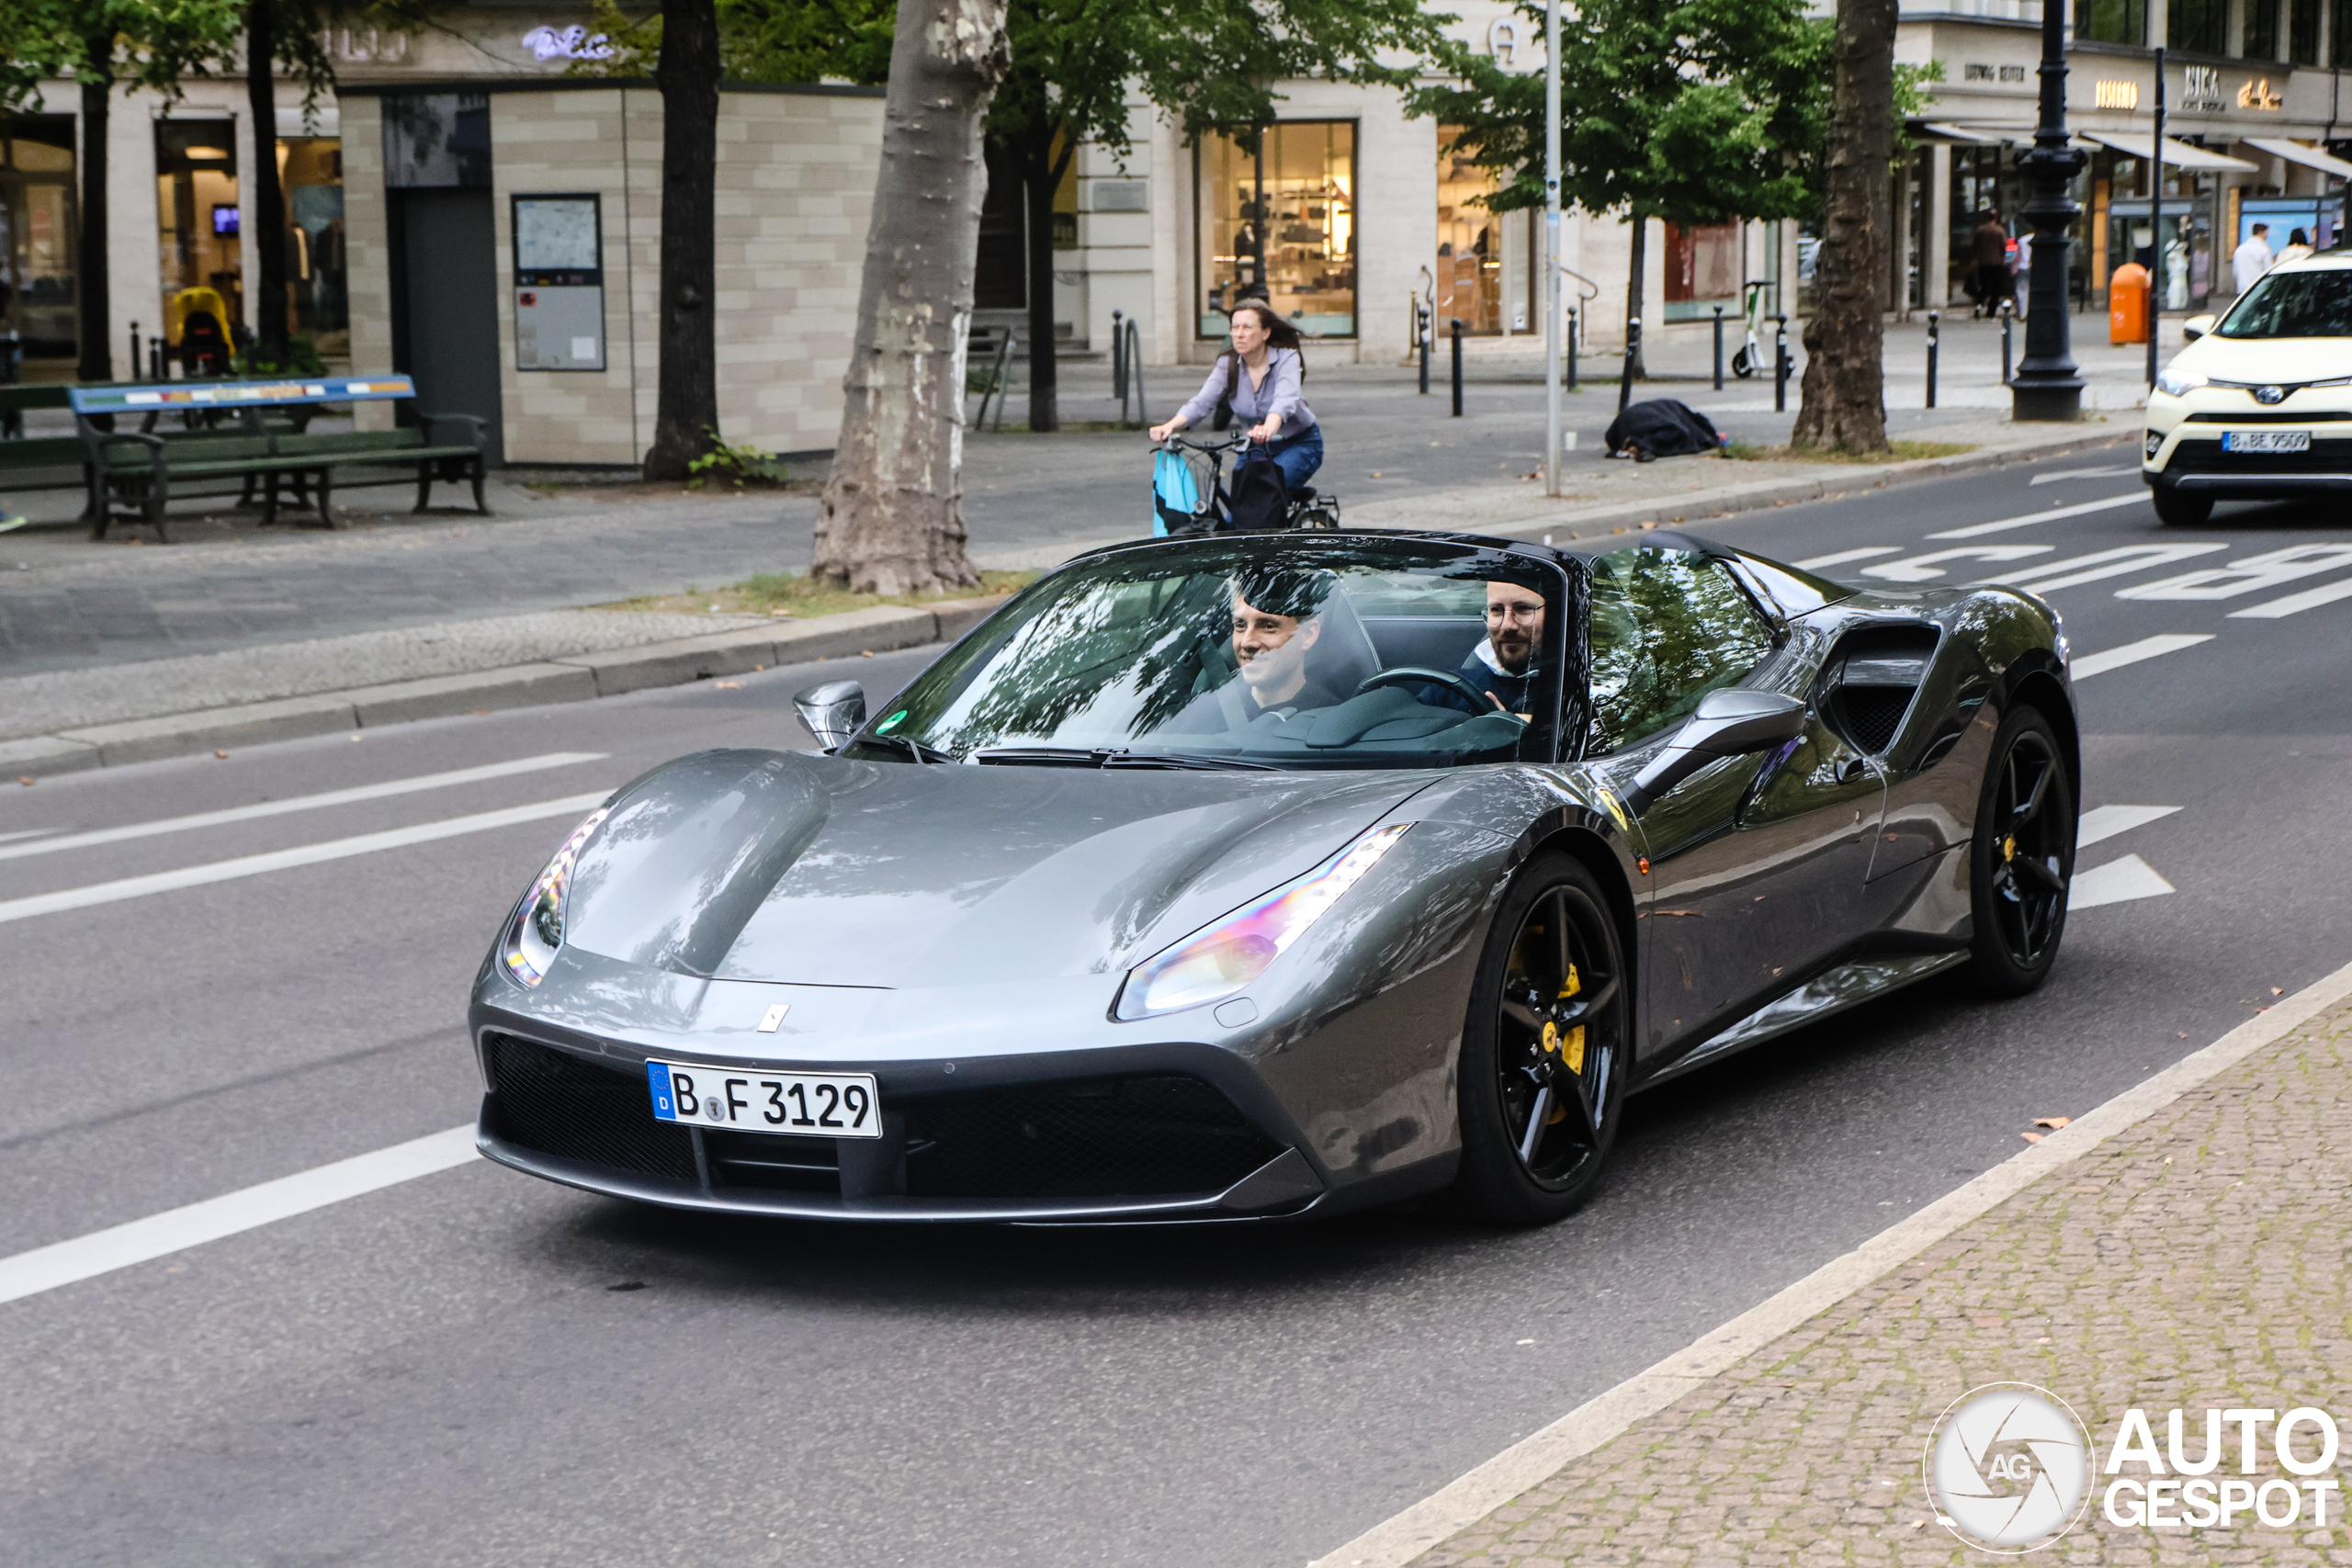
[
  {"left": 2276, "top": 226, "right": 2315, "bottom": 266},
  {"left": 2232, "top": 222, "right": 2274, "bottom": 295},
  {"left": 1970, "top": 209, "right": 2013, "bottom": 318}
]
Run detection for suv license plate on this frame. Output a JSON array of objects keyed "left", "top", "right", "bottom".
[
  {"left": 2222, "top": 430, "right": 2312, "bottom": 453},
  {"left": 647, "top": 1061, "right": 881, "bottom": 1137}
]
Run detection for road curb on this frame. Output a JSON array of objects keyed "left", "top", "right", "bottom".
[
  {"left": 7, "top": 596, "right": 1008, "bottom": 781},
  {"left": 1350, "top": 424, "right": 2133, "bottom": 542},
  {"left": 1309, "top": 953, "right": 2352, "bottom": 1568}
]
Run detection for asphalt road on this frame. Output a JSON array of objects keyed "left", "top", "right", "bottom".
[{"left": 6, "top": 446, "right": 2349, "bottom": 1568}]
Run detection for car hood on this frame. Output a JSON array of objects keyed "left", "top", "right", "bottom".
[
  {"left": 2173, "top": 332, "right": 2352, "bottom": 386},
  {"left": 558, "top": 750, "right": 1432, "bottom": 988}
]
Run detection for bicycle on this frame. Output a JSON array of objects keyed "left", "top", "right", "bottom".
[{"left": 1151, "top": 432, "right": 1340, "bottom": 536}]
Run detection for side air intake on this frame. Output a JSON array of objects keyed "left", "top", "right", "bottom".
[{"left": 1822, "top": 626, "right": 1939, "bottom": 756}]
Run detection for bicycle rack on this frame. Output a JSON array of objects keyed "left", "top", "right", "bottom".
[{"left": 969, "top": 327, "right": 1014, "bottom": 432}]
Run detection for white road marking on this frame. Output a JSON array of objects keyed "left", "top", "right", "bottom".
[
  {"left": 0, "top": 752, "right": 606, "bottom": 866},
  {"left": 1860, "top": 544, "right": 2052, "bottom": 582},
  {"left": 0, "top": 791, "right": 609, "bottom": 926},
  {"left": 0, "top": 1126, "right": 477, "bottom": 1308},
  {"left": 1792, "top": 546, "right": 1902, "bottom": 570},
  {"left": 2070, "top": 634, "right": 2212, "bottom": 679},
  {"left": 2069, "top": 853, "right": 2176, "bottom": 910},
  {"left": 0, "top": 829, "right": 56, "bottom": 845},
  {"left": 2120, "top": 543, "right": 2352, "bottom": 601},
  {"left": 1987, "top": 543, "right": 2226, "bottom": 593},
  {"left": 2030, "top": 465, "right": 2139, "bottom": 484},
  {"left": 2229, "top": 573, "right": 2352, "bottom": 619},
  {"left": 2077, "top": 805, "right": 2181, "bottom": 849},
  {"left": 1924, "top": 492, "right": 2146, "bottom": 539},
  {"left": 1308, "top": 956, "right": 2352, "bottom": 1568}
]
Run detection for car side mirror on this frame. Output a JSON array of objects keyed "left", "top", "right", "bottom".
[
  {"left": 793, "top": 680, "right": 866, "bottom": 750},
  {"left": 2181, "top": 313, "right": 2217, "bottom": 343},
  {"left": 1619, "top": 689, "right": 1808, "bottom": 817}
]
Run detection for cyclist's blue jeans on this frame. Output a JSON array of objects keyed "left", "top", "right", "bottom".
[{"left": 1258, "top": 426, "right": 1324, "bottom": 491}]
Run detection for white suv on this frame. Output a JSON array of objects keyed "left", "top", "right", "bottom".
[{"left": 2142, "top": 252, "right": 2352, "bottom": 526}]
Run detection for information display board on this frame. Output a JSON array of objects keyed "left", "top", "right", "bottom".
[{"left": 513, "top": 195, "right": 605, "bottom": 371}]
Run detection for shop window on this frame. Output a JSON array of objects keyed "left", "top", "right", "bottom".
[
  {"left": 1436, "top": 127, "right": 1504, "bottom": 334},
  {"left": 2169, "top": 0, "right": 2224, "bottom": 53},
  {"left": 2289, "top": 0, "right": 2319, "bottom": 62},
  {"left": 382, "top": 93, "right": 490, "bottom": 188},
  {"left": 155, "top": 119, "right": 242, "bottom": 362},
  {"left": 1196, "top": 121, "right": 1355, "bottom": 339},
  {"left": 2, "top": 118, "right": 78, "bottom": 363},
  {"left": 2075, "top": 0, "right": 2146, "bottom": 46},
  {"left": 279, "top": 138, "right": 347, "bottom": 359},
  {"left": 1664, "top": 220, "right": 1742, "bottom": 322},
  {"left": 2244, "top": 0, "right": 2279, "bottom": 58},
  {"left": 2334, "top": 0, "right": 2352, "bottom": 64}
]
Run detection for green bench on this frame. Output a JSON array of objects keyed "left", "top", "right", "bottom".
[{"left": 68, "top": 376, "right": 489, "bottom": 541}]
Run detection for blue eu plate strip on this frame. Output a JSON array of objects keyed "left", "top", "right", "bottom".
[{"left": 646, "top": 1061, "right": 677, "bottom": 1121}]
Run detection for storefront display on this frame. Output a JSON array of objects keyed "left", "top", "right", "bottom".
[
  {"left": 1197, "top": 121, "right": 1356, "bottom": 339},
  {"left": 155, "top": 120, "right": 243, "bottom": 355},
  {"left": 0, "top": 117, "right": 76, "bottom": 363}
]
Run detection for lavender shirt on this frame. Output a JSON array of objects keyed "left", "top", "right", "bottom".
[{"left": 1174, "top": 348, "right": 1318, "bottom": 441}]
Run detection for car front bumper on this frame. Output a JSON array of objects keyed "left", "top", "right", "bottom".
[{"left": 2143, "top": 394, "right": 2352, "bottom": 496}]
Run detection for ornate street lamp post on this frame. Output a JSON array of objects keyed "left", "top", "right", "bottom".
[{"left": 2011, "top": 0, "right": 2087, "bottom": 421}]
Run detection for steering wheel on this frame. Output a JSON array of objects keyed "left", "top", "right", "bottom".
[{"left": 1354, "top": 667, "right": 1524, "bottom": 722}]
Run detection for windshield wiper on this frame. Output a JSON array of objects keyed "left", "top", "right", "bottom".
[
  {"left": 970, "top": 746, "right": 1273, "bottom": 772},
  {"left": 854, "top": 732, "right": 956, "bottom": 764}
]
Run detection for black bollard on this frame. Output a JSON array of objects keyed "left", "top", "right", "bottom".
[
  {"left": 129, "top": 321, "right": 141, "bottom": 382},
  {"left": 1418, "top": 302, "right": 1431, "bottom": 395},
  {"left": 150, "top": 337, "right": 164, "bottom": 381},
  {"left": 1999, "top": 299, "right": 2014, "bottom": 387},
  {"left": 1566, "top": 309, "right": 1578, "bottom": 391},
  {"left": 1773, "top": 315, "right": 1790, "bottom": 412},
  {"left": 1450, "top": 318, "right": 1464, "bottom": 417},
  {"left": 1926, "top": 310, "right": 1939, "bottom": 409},
  {"left": 1111, "top": 309, "right": 1126, "bottom": 411},
  {"left": 1617, "top": 316, "right": 1640, "bottom": 413},
  {"left": 1713, "top": 305, "right": 1725, "bottom": 390}
]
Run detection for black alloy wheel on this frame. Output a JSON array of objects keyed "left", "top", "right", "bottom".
[
  {"left": 1965, "top": 705, "right": 2075, "bottom": 997},
  {"left": 1453, "top": 853, "right": 1631, "bottom": 1225}
]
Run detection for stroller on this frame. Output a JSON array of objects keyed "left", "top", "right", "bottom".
[{"left": 1151, "top": 433, "right": 1340, "bottom": 536}]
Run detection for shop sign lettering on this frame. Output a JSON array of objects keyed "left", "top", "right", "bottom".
[
  {"left": 318, "top": 28, "right": 410, "bottom": 63},
  {"left": 2095, "top": 79, "right": 2141, "bottom": 108},
  {"left": 2181, "top": 64, "right": 2225, "bottom": 113},
  {"left": 2237, "top": 77, "right": 2283, "bottom": 110},
  {"left": 523, "top": 26, "right": 616, "bottom": 62}
]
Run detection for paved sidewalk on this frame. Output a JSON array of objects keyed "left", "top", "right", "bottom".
[{"left": 1393, "top": 985, "right": 2352, "bottom": 1567}]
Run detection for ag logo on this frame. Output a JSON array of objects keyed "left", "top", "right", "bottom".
[{"left": 1924, "top": 1383, "right": 2093, "bottom": 1552}]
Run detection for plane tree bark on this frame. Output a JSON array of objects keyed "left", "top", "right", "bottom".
[
  {"left": 644, "top": 0, "right": 722, "bottom": 479},
  {"left": 813, "top": 0, "right": 1010, "bottom": 594},
  {"left": 1790, "top": 0, "right": 1895, "bottom": 454}
]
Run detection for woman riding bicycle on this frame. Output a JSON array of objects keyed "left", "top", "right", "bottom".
[{"left": 1149, "top": 301, "right": 1323, "bottom": 492}]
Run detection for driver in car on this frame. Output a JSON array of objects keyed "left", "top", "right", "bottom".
[
  {"left": 1229, "top": 567, "right": 1349, "bottom": 716},
  {"left": 1429, "top": 581, "right": 1547, "bottom": 719}
]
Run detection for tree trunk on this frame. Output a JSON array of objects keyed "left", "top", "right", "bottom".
[
  {"left": 1019, "top": 130, "right": 1067, "bottom": 434},
  {"left": 1623, "top": 216, "right": 1647, "bottom": 378},
  {"left": 244, "top": 0, "right": 289, "bottom": 367},
  {"left": 1790, "top": 0, "right": 1896, "bottom": 454},
  {"left": 76, "top": 38, "right": 113, "bottom": 382},
  {"left": 813, "top": 0, "right": 1009, "bottom": 594},
  {"left": 644, "top": 0, "right": 722, "bottom": 479}
]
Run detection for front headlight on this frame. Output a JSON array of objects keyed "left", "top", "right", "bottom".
[
  {"left": 1114, "top": 823, "right": 1412, "bottom": 1021},
  {"left": 2154, "top": 367, "right": 2206, "bottom": 398},
  {"left": 502, "top": 806, "right": 612, "bottom": 987}
]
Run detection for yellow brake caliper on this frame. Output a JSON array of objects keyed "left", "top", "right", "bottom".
[{"left": 1535, "top": 963, "right": 1585, "bottom": 1124}]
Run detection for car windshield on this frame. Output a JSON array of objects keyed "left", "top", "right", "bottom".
[
  {"left": 2215, "top": 269, "right": 2352, "bottom": 338},
  {"left": 854, "top": 538, "right": 1566, "bottom": 770}
]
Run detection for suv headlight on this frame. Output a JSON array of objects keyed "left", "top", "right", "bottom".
[
  {"left": 1114, "top": 823, "right": 1411, "bottom": 1021},
  {"left": 2154, "top": 367, "right": 2206, "bottom": 398},
  {"left": 502, "top": 806, "right": 611, "bottom": 987}
]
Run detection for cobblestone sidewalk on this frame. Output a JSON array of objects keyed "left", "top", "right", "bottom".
[{"left": 1408, "top": 988, "right": 2352, "bottom": 1567}]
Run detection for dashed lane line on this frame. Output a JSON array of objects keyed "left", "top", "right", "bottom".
[
  {"left": 0, "top": 790, "right": 610, "bottom": 926},
  {"left": 0, "top": 752, "right": 606, "bottom": 865},
  {"left": 1792, "top": 546, "right": 1902, "bottom": 570},
  {"left": 2069, "top": 852, "right": 2177, "bottom": 910},
  {"left": 1924, "top": 491, "right": 2148, "bottom": 539},
  {"left": 2070, "top": 633, "right": 2213, "bottom": 679},
  {"left": 2077, "top": 804, "right": 2182, "bottom": 848},
  {"left": 0, "top": 1126, "right": 478, "bottom": 1307},
  {"left": 2230, "top": 574, "right": 2352, "bottom": 619},
  {"left": 1987, "top": 542, "right": 2226, "bottom": 593}
]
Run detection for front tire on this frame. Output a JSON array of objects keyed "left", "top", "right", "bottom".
[
  {"left": 1452, "top": 854, "right": 1631, "bottom": 1225},
  {"left": 1964, "top": 705, "right": 2076, "bottom": 997},
  {"left": 2151, "top": 484, "right": 2211, "bottom": 527}
]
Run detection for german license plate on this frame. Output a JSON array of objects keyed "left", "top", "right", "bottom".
[
  {"left": 2222, "top": 429, "right": 2312, "bottom": 453},
  {"left": 647, "top": 1060, "right": 881, "bottom": 1137}
]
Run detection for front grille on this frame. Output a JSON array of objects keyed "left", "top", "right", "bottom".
[
  {"left": 704, "top": 1129, "right": 838, "bottom": 1193},
  {"left": 902, "top": 1075, "right": 1282, "bottom": 1200},
  {"left": 484, "top": 1033, "right": 696, "bottom": 1183},
  {"left": 2167, "top": 437, "right": 2352, "bottom": 476}
]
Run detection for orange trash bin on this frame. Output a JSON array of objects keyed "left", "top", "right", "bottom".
[{"left": 2109, "top": 263, "right": 2150, "bottom": 345}]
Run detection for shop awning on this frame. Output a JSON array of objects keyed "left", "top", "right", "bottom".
[
  {"left": 2240, "top": 137, "right": 2352, "bottom": 179},
  {"left": 1941, "top": 125, "right": 2101, "bottom": 149},
  {"left": 1912, "top": 121, "right": 2007, "bottom": 144},
  {"left": 2082, "top": 131, "right": 2258, "bottom": 171}
]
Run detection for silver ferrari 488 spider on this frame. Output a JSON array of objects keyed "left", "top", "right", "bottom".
[{"left": 470, "top": 529, "right": 2077, "bottom": 1225}]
